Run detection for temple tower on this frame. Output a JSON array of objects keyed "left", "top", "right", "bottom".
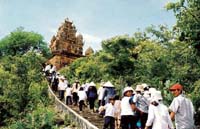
[
  {"left": 85, "top": 46, "right": 94, "bottom": 56},
  {"left": 48, "top": 19, "right": 84, "bottom": 69}
]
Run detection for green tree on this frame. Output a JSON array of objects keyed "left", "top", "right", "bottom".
[
  {"left": 60, "top": 55, "right": 106, "bottom": 84},
  {"left": 101, "top": 35, "right": 136, "bottom": 84},
  {"left": 0, "top": 27, "right": 51, "bottom": 57},
  {"left": 145, "top": 25, "right": 174, "bottom": 43},
  {"left": 0, "top": 28, "right": 54, "bottom": 127},
  {"left": 58, "top": 1, "right": 200, "bottom": 124},
  {"left": 60, "top": 36, "right": 136, "bottom": 87},
  {"left": 133, "top": 40, "right": 170, "bottom": 87},
  {"left": 9, "top": 105, "right": 56, "bottom": 129},
  {"left": 166, "top": 0, "right": 200, "bottom": 54},
  {"left": 0, "top": 53, "right": 49, "bottom": 125}
]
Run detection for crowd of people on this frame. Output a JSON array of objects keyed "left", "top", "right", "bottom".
[{"left": 43, "top": 63, "right": 196, "bottom": 129}]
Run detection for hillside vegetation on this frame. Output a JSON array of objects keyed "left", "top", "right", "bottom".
[
  {"left": 0, "top": 0, "right": 199, "bottom": 127},
  {"left": 60, "top": 0, "right": 200, "bottom": 124}
]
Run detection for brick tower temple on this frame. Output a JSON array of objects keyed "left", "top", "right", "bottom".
[{"left": 48, "top": 18, "right": 84, "bottom": 70}]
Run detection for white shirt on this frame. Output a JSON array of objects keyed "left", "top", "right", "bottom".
[
  {"left": 97, "top": 87, "right": 105, "bottom": 100},
  {"left": 84, "top": 83, "right": 90, "bottom": 92},
  {"left": 146, "top": 103, "right": 174, "bottom": 129},
  {"left": 65, "top": 87, "right": 72, "bottom": 96},
  {"left": 169, "top": 94, "right": 195, "bottom": 129},
  {"left": 58, "top": 81, "right": 67, "bottom": 90},
  {"left": 49, "top": 65, "right": 56, "bottom": 73},
  {"left": 44, "top": 65, "right": 51, "bottom": 71},
  {"left": 121, "top": 96, "right": 134, "bottom": 116},
  {"left": 104, "top": 103, "right": 115, "bottom": 117},
  {"left": 72, "top": 83, "right": 80, "bottom": 93},
  {"left": 77, "top": 90, "right": 87, "bottom": 101},
  {"left": 64, "top": 80, "right": 68, "bottom": 85}
]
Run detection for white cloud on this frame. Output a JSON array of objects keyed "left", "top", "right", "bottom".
[
  {"left": 82, "top": 33, "right": 102, "bottom": 44},
  {"left": 43, "top": 27, "right": 58, "bottom": 44},
  {"left": 82, "top": 33, "right": 103, "bottom": 52},
  {"left": 48, "top": 27, "right": 57, "bottom": 34}
]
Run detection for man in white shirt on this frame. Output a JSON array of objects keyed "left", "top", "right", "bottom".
[
  {"left": 65, "top": 84, "right": 72, "bottom": 105},
  {"left": 49, "top": 65, "right": 56, "bottom": 74},
  {"left": 77, "top": 87, "right": 87, "bottom": 112},
  {"left": 169, "top": 83, "right": 195, "bottom": 129}
]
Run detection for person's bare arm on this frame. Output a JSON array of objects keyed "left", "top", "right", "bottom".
[{"left": 170, "top": 111, "right": 175, "bottom": 121}]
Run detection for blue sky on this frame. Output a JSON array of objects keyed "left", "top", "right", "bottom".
[{"left": 0, "top": 0, "right": 176, "bottom": 52}]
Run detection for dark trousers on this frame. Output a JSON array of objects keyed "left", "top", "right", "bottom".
[
  {"left": 66, "top": 96, "right": 72, "bottom": 105},
  {"left": 102, "top": 100, "right": 105, "bottom": 106},
  {"left": 139, "top": 112, "right": 148, "bottom": 129},
  {"left": 88, "top": 97, "right": 96, "bottom": 110},
  {"left": 58, "top": 90, "right": 65, "bottom": 100},
  {"left": 79, "top": 100, "right": 85, "bottom": 111},
  {"left": 72, "top": 92, "right": 78, "bottom": 105},
  {"left": 103, "top": 116, "right": 115, "bottom": 129},
  {"left": 98, "top": 100, "right": 102, "bottom": 108},
  {"left": 52, "top": 84, "right": 58, "bottom": 92},
  {"left": 121, "top": 115, "right": 137, "bottom": 129},
  {"left": 99, "top": 99, "right": 105, "bottom": 106}
]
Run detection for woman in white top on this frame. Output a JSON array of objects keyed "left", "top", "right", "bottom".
[
  {"left": 58, "top": 76, "right": 67, "bottom": 100},
  {"left": 121, "top": 87, "right": 137, "bottom": 129},
  {"left": 72, "top": 80, "right": 80, "bottom": 106},
  {"left": 145, "top": 91, "right": 174, "bottom": 129},
  {"left": 97, "top": 83, "right": 105, "bottom": 107}
]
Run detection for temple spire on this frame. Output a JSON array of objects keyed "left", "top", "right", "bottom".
[{"left": 48, "top": 18, "right": 84, "bottom": 69}]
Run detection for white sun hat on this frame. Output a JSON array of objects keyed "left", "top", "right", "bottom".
[
  {"left": 135, "top": 84, "right": 144, "bottom": 92},
  {"left": 141, "top": 83, "right": 149, "bottom": 89},
  {"left": 123, "top": 87, "right": 134, "bottom": 96},
  {"left": 149, "top": 87, "right": 157, "bottom": 94},
  {"left": 151, "top": 90, "right": 163, "bottom": 103},
  {"left": 103, "top": 81, "right": 114, "bottom": 87},
  {"left": 60, "top": 75, "right": 65, "bottom": 80},
  {"left": 81, "top": 84, "right": 86, "bottom": 88},
  {"left": 143, "top": 90, "right": 151, "bottom": 99},
  {"left": 89, "top": 82, "right": 96, "bottom": 87}
]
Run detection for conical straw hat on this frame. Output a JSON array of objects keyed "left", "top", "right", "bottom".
[{"left": 103, "top": 81, "right": 114, "bottom": 87}]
